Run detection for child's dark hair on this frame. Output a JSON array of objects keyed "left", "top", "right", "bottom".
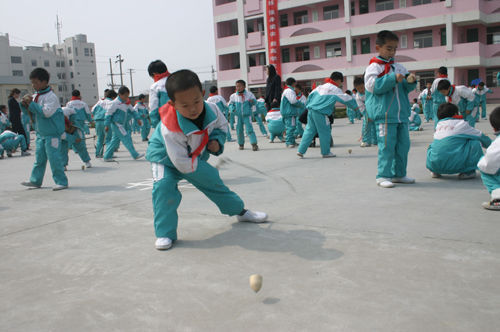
[
  {"left": 438, "top": 66, "right": 447, "bottom": 75},
  {"left": 490, "top": 106, "right": 500, "bottom": 131},
  {"left": 270, "top": 101, "right": 280, "bottom": 109},
  {"left": 72, "top": 90, "right": 80, "bottom": 97},
  {"left": 236, "top": 79, "right": 246, "bottom": 87},
  {"left": 106, "top": 90, "right": 118, "bottom": 99},
  {"left": 285, "top": 77, "right": 296, "bottom": 86},
  {"left": 330, "top": 71, "right": 344, "bottom": 82},
  {"left": 148, "top": 60, "right": 168, "bottom": 77},
  {"left": 209, "top": 86, "right": 218, "bottom": 94},
  {"left": 413, "top": 98, "right": 418, "bottom": 103},
  {"left": 8, "top": 88, "right": 21, "bottom": 98},
  {"left": 29, "top": 68, "right": 50, "bottom": 82},
  {"left": 352, "top": 88, "right": 357, "bottom": 93},
  {"left": 104, "top": 89, "right": 110, "bottom": 94},
  {"left": 0, "top": 105, "right": 6, "bottom": 111},
  {"left": 166, "top": 69, "right": 202, "bottom": 102},
  {"left": 376, "top": 30, "right": 399, "bottom": 46},
  {"left": 437, "top": 80, "right": 451, "bottom": 91},
  {"left": 353, "top": 76, "right": 364, "bottom": 87},
  {"left": 118, "top": 86, "right": 130, "bottom": 95},
  {"left": 345, "top": 90, "right": 352, "bottom": 95},
  {"left": 478, "top": 82, "right": 485, "bottom": 87},
  {"left": 295, "top": 83, "right": 303, "bottom": 91},
  {"left": 437, "top": 103, "right": 458, "bottom": 120},
  {"left": 138, "top": 93, "right": 146, "bottom": 100}
]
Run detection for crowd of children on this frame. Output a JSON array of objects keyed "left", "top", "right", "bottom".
[{"left": 2, "top": 32, "right": 499, "bottom": 252}]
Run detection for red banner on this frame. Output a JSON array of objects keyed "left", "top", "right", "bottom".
[{"left": 265, "top": 0, "right": 281, "bottom": 76}]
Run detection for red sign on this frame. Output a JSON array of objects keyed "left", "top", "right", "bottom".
[{"left": 266, "top": 0, "right": 281, "bottom": 76}]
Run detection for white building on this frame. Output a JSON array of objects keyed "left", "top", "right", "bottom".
[{"left": 0, "top": 33, "right": 98, "bottom": 106}]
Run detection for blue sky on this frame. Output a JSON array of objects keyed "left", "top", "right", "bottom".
[{"left": 0, "top": 0, "right": 216, "bottom": 96}]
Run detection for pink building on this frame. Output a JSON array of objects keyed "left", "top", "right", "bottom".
[{"left": 212, "top": 0, "right": 500, "bottom": 102}]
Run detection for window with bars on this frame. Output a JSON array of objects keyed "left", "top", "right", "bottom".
[
  {"left": 293, "top": 11, "right": 308, "bottom": 25},
  {"left": 413, "top": 30, "right": 433, "bottom": 48},
  {"left": 376, "top": 0, "right": 394, "bottom": 11},
  {"left": 323, "top": 5, "right": 339, "bottom": 20},
  {"left": 326, "top": 42, "right": 342, "bottom": 58}
]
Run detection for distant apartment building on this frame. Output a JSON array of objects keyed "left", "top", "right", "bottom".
[
  {"left": 212, "top": 0, "right": 500, "bottom": 101},
  {"left": 0, "top": 33, "right": 98, "bottom": 106}
]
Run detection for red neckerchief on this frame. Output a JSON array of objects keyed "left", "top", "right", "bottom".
[
  {"left": 236, "top": 90, "right": 245, "bottom": 101},
  {"left": 324, "top": 78, "right": 340, "bottom": 88},
  {"left": 452, "top": 115, "right": 463, "bottom": 119},
  {"left": 160, "top": 103, "right": 210, "bottom": 171},
  {"left": 34, "top": 87, "right": 52, "bottom": 103},
  {"left": 125, "top": 99, "right": 131, "bottom": 105},
  {"left": 153, "top": 71, "right": 171, "bottom": 82},
  {"left": 71, "top": 96, "right": 81, "bottom": 101},
  {"left": 438, "top": 74, "right": 448, "bottom": 78},
  {"left": 296, "top": 92, "right": 302, "bottom": 100},
  {"left": 369, "top": 57, "right": 394, "bottom": 78},
  {"left": 447, "top": 85, "right": 456, "bottom": 103},
  {"left": 209, "top": 93, "right": 217, "bottom": 97},
  {"left": 268, "top": 108, "right": 280, "bottom": 113}
]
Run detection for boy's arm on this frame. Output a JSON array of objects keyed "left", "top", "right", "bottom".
[
  {"left": 28, "top": 94, "right": 60, "bottom": 118},
  {"left": 208, "top": 105, "right": 228, "bottom": 156},
  {"left": 479, "top": 134, "right": 492, "bottom": 149},
  {"left": 364, "top": 64, "right": 397, "bottom": 95},
  {"left": 162, "top": 127, "right": 197, "bottom": 174},
  {"left": 336, "top": 94, "right": 358, "bottom": 110},
  {"left": 477, "top": 139, "right": 500, "bottom": 174},
  {"left": 283, "top": 89, "right": 299, "bottom": 105},
  {"left": 104, "top": 103, "right": 116, "bottom": 127},
  {"left": 148, "top": 85, "right": 159, "bottom": 113}
]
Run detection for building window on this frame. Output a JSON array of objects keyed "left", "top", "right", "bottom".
[
  {"left": 399, "top": 0, "right": 406, "bottom": 8},
  {"left": 84, "top": 48, "right": 90, "bottom": 56},
  {"left": 326, "top": 42, "right": 342, "bottom": 58},
  {"left": 62, "top": 73, "right": 66, "bottom": 79},
  {"left": 56, "top": 60, "right": 61, "bottom": 67},
  {"left": 466, "top": 28, "right": 478, "bottom": 43},
  {"left": 412, "top": 0, "right": 431, "bottom": 5},
  {"left": 12, "top": 70, "right": 23, "bottom": 76},
  {"left": 376, "top": 0, "right": 394, "bottom": 11},
  {"left": 352, "top": 39, "right": 357, "bottom": 55},
  {"left": 440, "top": 28, "right": 447, "bottom": 46},
  {"left": 60, "top": 97, "right": 63, "bottom": 104},
  {"left": 467, "top": 69, "right": 480, "bottom": 86},
  {"left": 69, "top": 59, "right": 73, "bottom": 66},
  {"left": 400, "top": 35, "right": 408, "bottom": 48},
  {"left": 295, "top": 46, "right": 310, "bottom": 61},
  {"left": 58, "top": 85, "right": 63, "bottom": 92},
  {"left": 313, "top": 46, "right": 321, "bottom": 58},
  {"left": 61, "top": 61, "right": 65, "bottom": 67},
  {"left": 217, "top": 19, "right": 238, "bottom": 38},
  {"left": 293, "top": 11, "right": 308, "bottom": 25},
  {"left": 31, "top": 59, "right": 37, "bottom": 66},
  {"left": 71, "top": 84, "right": 75, "bottom": 90},
  {"left": 351, "top": 1, "right": 355, "bottom": 15},
  {"left": 67, "top": 47, "right": 72, "bottom": 54},
  {"left": 323, "top": 5, "right": 339, "bottom": 20},
  {"left": 75, "top": 47, "right": 78, "bottom": 56},
  {"left": 280, "top": 14, "right": 288, "bottom": 27},
  {"left": 282, "top": 48, "right": 290, "bottom": 63},
  {"left": 70, "top": 72, "right": 74, "bottom": 78},
  {"left": 92, "top": 72, "right": 95, "bottom": 75},
  {"left": 413, "top": 30, "right": 433, "bottom": 48},
  {"left": 359, "top": 0, "right": 369, "bottom": 14},
  {"left": 90, "top": 48, "right": 93, "bottom": 56},
  {"left": 11, "top": 56, "right": 22, "bottom": 64},
  {"left": 486, "top": 67, "right": 500, "bottom": 86},
  {"left": 248, "top": 54, "right": 257, "bottom": 67},
  {"left": 416, "top": 71, "right": 434, "bottom": 90},
  {"left": 44, "top": 60, "right": 50, "bottom": 67},
  {"left": 487, "top": 26, "right": 500, "bottom": 45},
  {"left": 361, "top": 38, "right": 371, "bottom": 54}
]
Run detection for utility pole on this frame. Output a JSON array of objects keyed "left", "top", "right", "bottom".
[
  {"left": 128, "top": 69, "right": 135, "bottom": 96},
  {"left": 55, "top": 15, "right": 62, "bottom": 45},
  {"left": 211, "top": 65, "right": 216, "bottom": 81},
  {"left": 116, "top": 54, "right": 124, "bottom": 86}
]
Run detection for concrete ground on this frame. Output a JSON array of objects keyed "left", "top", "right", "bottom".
[{"left": 1, "top": 106, "right": 499, "bottom": 332}]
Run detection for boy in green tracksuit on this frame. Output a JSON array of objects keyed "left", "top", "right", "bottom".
[{"left": 364, "top": 30, "right": 417, "bottom": 188}]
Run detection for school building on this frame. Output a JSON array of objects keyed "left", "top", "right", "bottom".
[
  {"left": 0, "top": 33, "right": 99, "bottom": 106},
  {"left": 212, "top": 0, "right": 500, "bottom": 101}
]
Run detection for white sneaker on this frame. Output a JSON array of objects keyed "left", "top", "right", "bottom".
[
  {"left": 237, "top": 210, "right": 268, "bottom": 223},
  {"left": 269, "top": 139, "right": 274, "bottom": 143},
  {"left": 322, "top": 153, "right": 336, "bottom": 158},
  {"left": 297, "top": 152, "right": 304, "bottom": 159},
  {"left": 85, "top": 161, "right": 92, "bottom": 168},
  {"left": 360, "top": 142, "right": 371, "bottom": 147},
  {"left": 377, "top": 178, "right": 395, "bottom": 188},
  {"left": 134, "top": 153, "right": 145, "bottom": 160},
  {"left": 21, "top": 181, "right": 41, "bottom": 188},
  {"left": 458, "top": 172, "right": 476, "bottom": 180},
  {"left": 392, "top": 176, "right": 415, "bottom": 184},
  {"left": 103, "top": 158, "right": 115, "bottom": 162},
  {"left": 52, "top": 184, "right": 68, "bottom": 191},
  {"left": 431, "top": 172, "right": 441, "bottom": 178},
  {"left": 155, "top": 237, "right": 173, "bottom": 250}
]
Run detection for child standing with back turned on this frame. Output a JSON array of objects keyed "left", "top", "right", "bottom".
[
  {"left": 146, "top": 70, "right": 268, "bottom": 250},
  {"left": 364, "top": 30, "right": 417, "bottom": 188}
]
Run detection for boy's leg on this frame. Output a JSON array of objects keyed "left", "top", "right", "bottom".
[
  {"left": 255, "top": 115, "right": 268, "bottom": 136},
  {"left": 24, "top": 121, "right": 31, "bottom": 148},
  {"left": 284, "top": 116, "right": 296, "bottom": 146},
  {"left": 480, "top": 171, "right": 500, "bottom": 194},
  {"left": 297, "top": 112, "right": 318, "bottom": 155},
  {"left": 60, "top": 139, "right": 69, "bottom": 167},
  {"left": 230, "top": 113, "right": 235, "bottom": 130},
  {"left": 17, "top": 135, "right": 27, "bottom": 151},
  {"left": 226, "top": 124, "right": 233, "bottom": 141},
  {"left": 376, "top": 122, "right": 397, "bottom": 179},
  {"left": 243, "top": 115, "right": 258, "bottom": 145},
  {"left": 296, "top": 120, "right": 304, "bottom": 137},
  {"left": 105, "top": 125, "right": 113, "bottom": 144},
  {"left": 183, "top": 160, "right": 244, "bottom": 216},
  {"left": 95, "top": 121, "right": 105, "bottom": 157},
  {"left": 152, "top": 163, "right": 182, "bottom": 240},
  {"left": 311, "top": 111, "right": 333, "bottom": 156},
  {"left": 114, "top": 123, "right": 140, "bottom": 159},
  {"left": 103, "top": 127, "right": 120, "bottom": 159},
  {"left": 361, "top": 112, "right": 369, "bottom": 143},
  {"left": 481, "top": 100, "right": 487, "bottom": 119},
  {"left": 29, "top": 136, "right": 48, "bottom": 186},
  {"left": 72, "top": 129, "right": 91, "bottom": 163},
  {"left": 236, "top": 115, "right": 245, "bottom": 146},
  {"left": 45, "top": 136, "right": 68, "bottom": 186},
  {"left": 393, "top": 123, "right": 410, "bottom": 178}
]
